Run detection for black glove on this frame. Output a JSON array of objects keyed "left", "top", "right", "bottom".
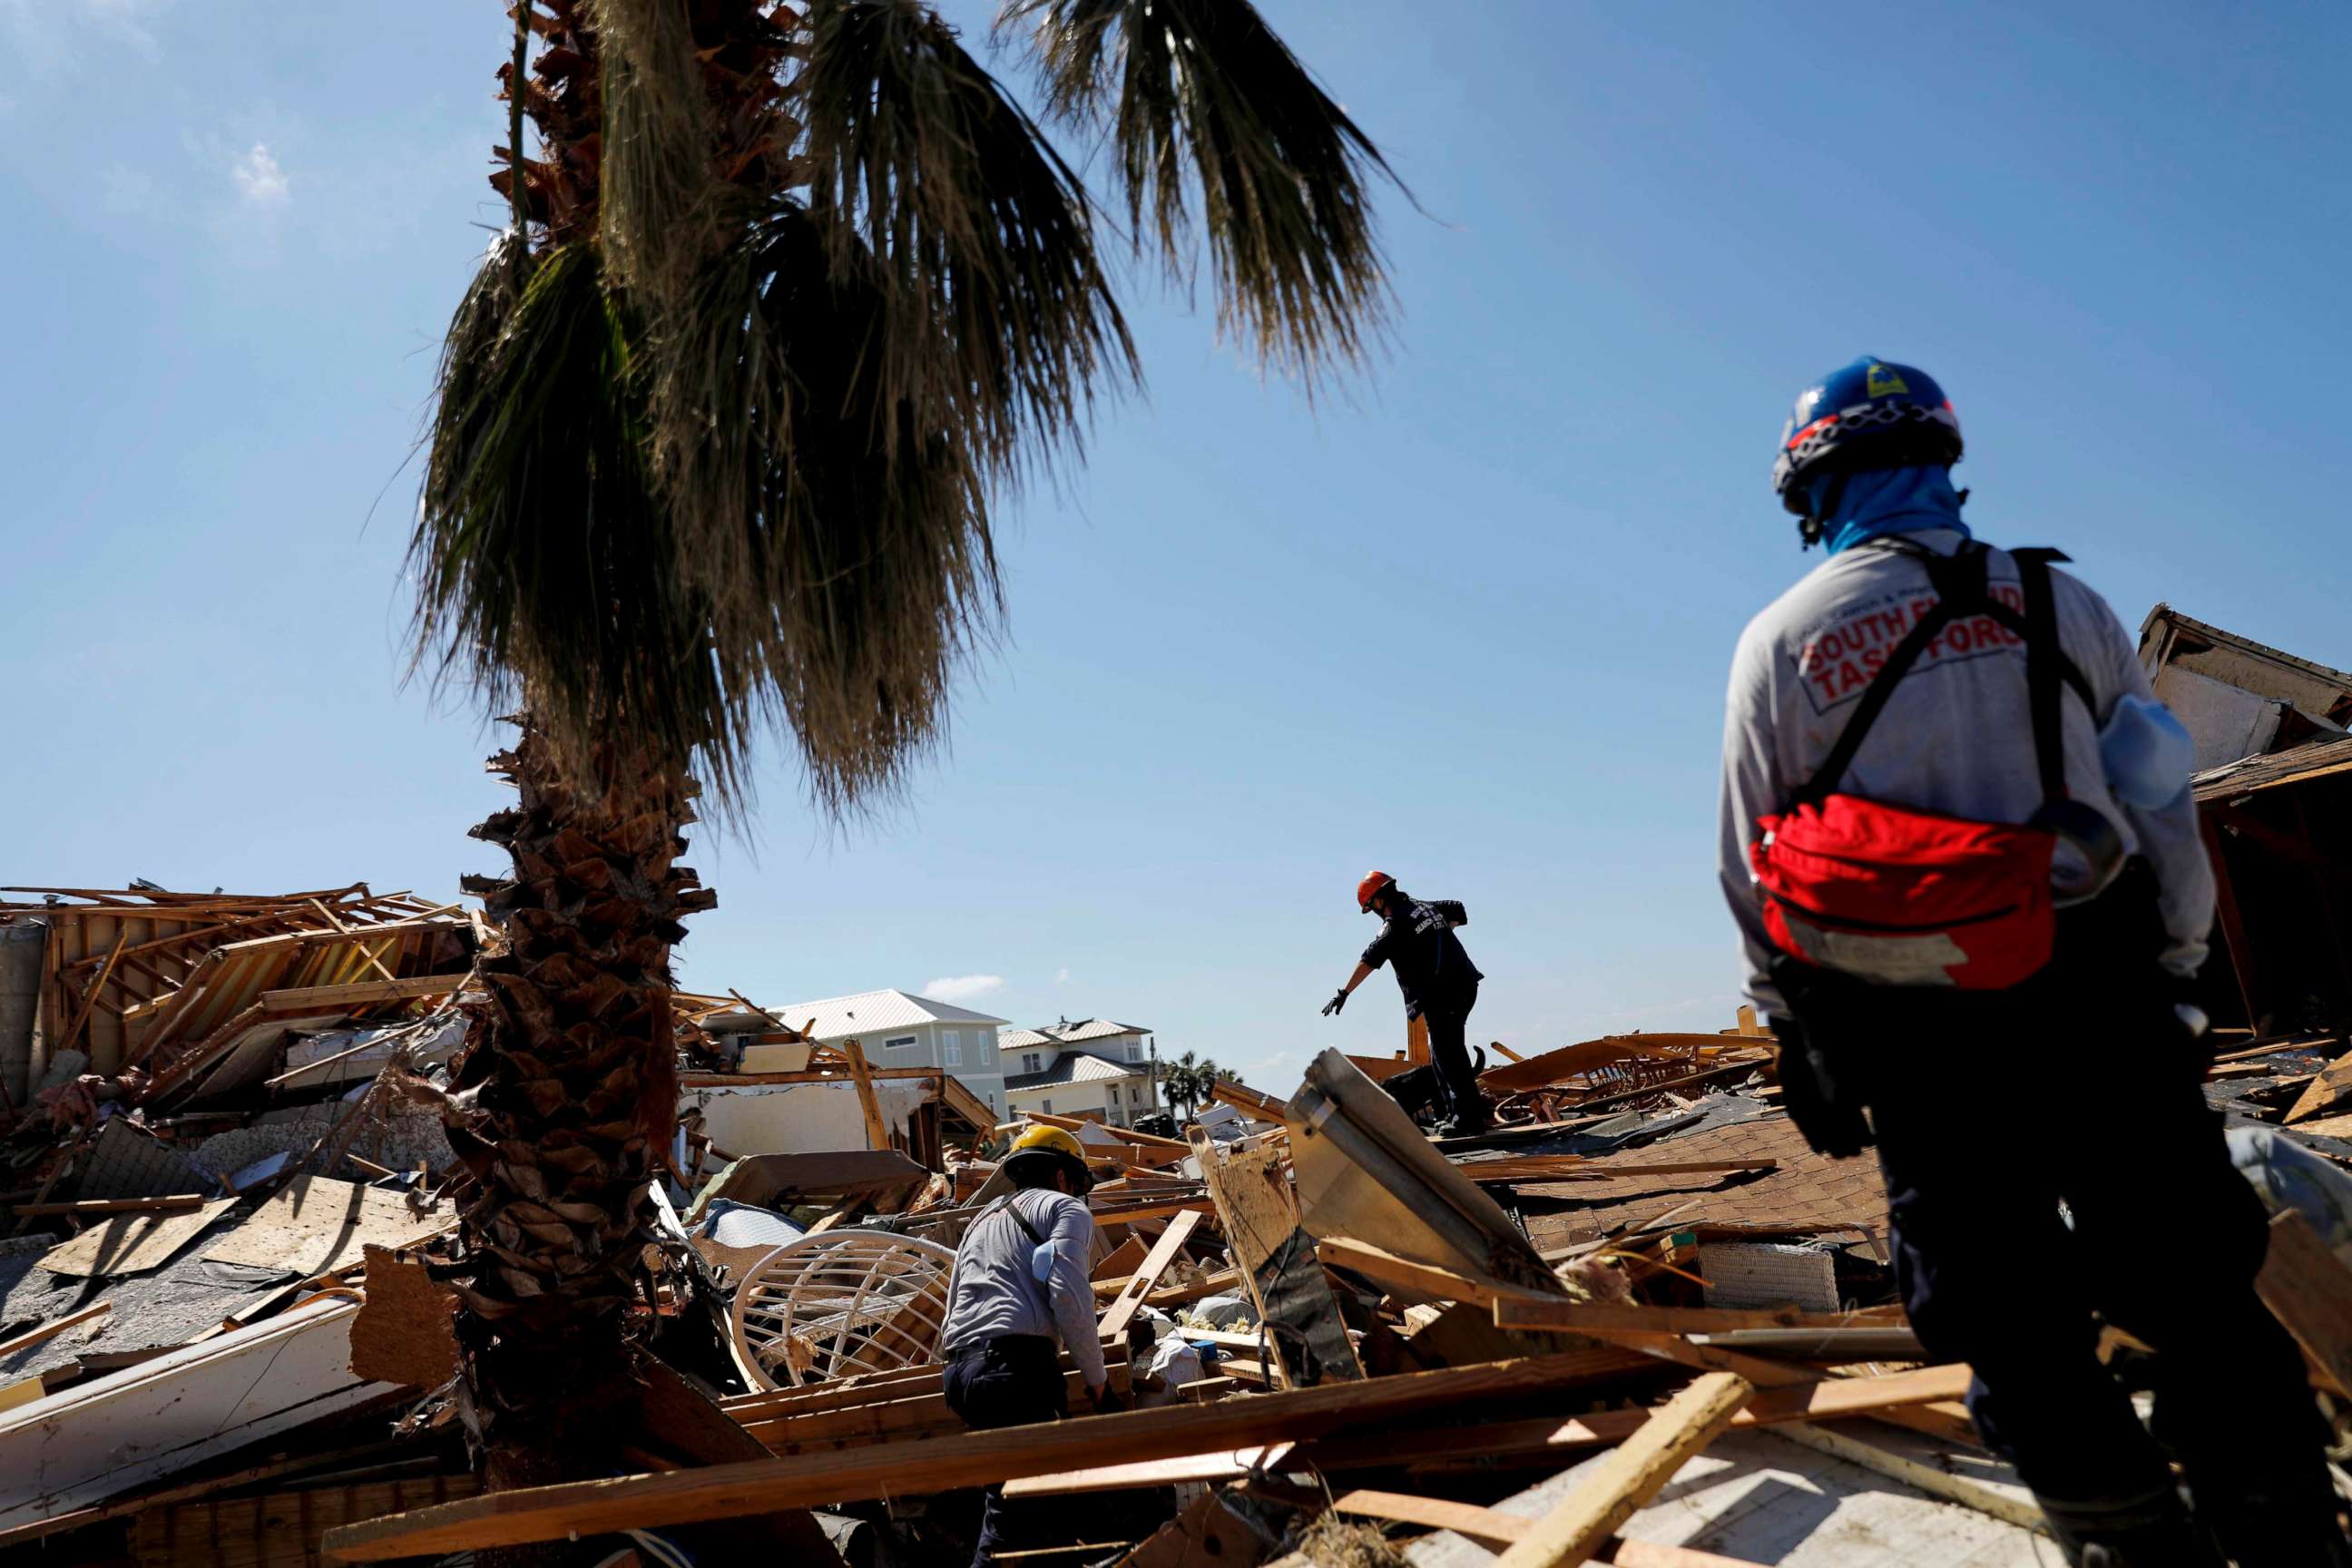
[
  {"left": 1321, "top": 989, "right": 1348, "bottom": 1017},
  {"left": 1771, "top": 1014, "right": 1874, "bottom": 1160},
  {"left": 1086, "top": 1382, "right": 1127, "bottom": 1415}
]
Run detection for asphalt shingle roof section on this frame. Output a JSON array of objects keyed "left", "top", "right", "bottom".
[
  {"left": 764, "top": 989, "right": 1011, "bottom": 1037},
  {"left": 1515, "top": 1112, "right": 1891, "bottom": 1250}
]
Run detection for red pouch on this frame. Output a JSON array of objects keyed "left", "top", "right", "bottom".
[{"left": 1752, "top": 794, "right": 2056, "bottom": 988}]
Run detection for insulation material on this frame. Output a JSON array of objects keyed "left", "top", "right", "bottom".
[
  {"left": 1699, "top": 1240, "right": 1840, "bottom": 1313},
  {"left": 348, "top": 1246, "right": 460, "bottom": 1389}
]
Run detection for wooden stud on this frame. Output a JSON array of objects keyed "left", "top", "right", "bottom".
[
  {"left": 1488, "top": 1372, "right": 1753, "bottom": 1568},
  {"left": 318, "top": 1349, "right": 1647, "bottom": 1561}
]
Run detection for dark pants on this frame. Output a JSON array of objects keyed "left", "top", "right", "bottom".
[
  {"left": 1782, "top": 887, "right": 2337, "bottom": 1553},
  {"left": 1424, "top": 982, "right": 1484, "bottom": 1130},
  {"left": 942, "top": 1336, "right": 1066, "bottom": 1567}
]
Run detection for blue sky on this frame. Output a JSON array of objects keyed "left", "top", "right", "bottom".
[{"left": 4, "top": 1, "right": 2347, "bottom": 1093}]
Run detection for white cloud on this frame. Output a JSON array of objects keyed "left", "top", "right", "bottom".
[
  {"left": 1054, "top": 967, "right": 1070, "bottom": 985},
  {"left": 923, "top": 974, "right": 1004, "bottom": 1004},
  {"left": 231, "top": 142, "right": 289, "bottom": 204}
]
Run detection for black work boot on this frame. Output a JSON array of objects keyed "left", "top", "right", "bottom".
[
  {"left": 2195, "top": 1485, "right": 2352, "bottom": 1568},
  {"left": 2034, "top": 1486, "right": 2224, "bottom": 1567}
]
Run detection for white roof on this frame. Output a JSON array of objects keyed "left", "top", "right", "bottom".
[
  {"left": 1003, "top": 1018, "right": 1151, "bottom": 1051},
  {"left": 766, "top": 988, "right": 1011, "bottom": 1039}
]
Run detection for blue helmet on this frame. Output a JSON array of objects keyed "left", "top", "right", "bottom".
[{"left": 1772, "top": 357, "right": 1963, "bottom": 515}]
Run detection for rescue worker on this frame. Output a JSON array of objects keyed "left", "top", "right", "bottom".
[
  {"left": 1323, "top": 871, "right": 1488, "bottom": 1135},
  {"left": 938, "top": 1124, "right": 1122, "bottom": 1567},
  {"left": 1720, "top": 357, "right": 2348, "bottom": 1566}
]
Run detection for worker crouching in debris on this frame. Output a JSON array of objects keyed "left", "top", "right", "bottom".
[
  {"left": 1324, "top": 871, "right": 1489, "bottom": 1136},
  {"left": 1720, "top": 357, "right": 2350, "bottom": 1565},
  {"left": 939, "top": 1124, "right": 1122, "bottom": 1567}
]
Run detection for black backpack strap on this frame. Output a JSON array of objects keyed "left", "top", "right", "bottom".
[
  {"left": 989, "top": 1192, "right": 1047, "bottom": 1249},
  {"left": 2013, "top": 548, "right": 2071, "bottom": 801},
  {"left": 1792, "top": 543, "right": 2096, "bottom": 808},
  {"left": 1794, "top": 543, "right": 1990, "bottom": 807}
]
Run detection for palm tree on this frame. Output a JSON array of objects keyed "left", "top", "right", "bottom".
[
  {"left": 406, "top": 0, "right": 1397, "bottom": 1517},
  {"left": 1161, "top": 1050, "right": 1230, "bottom": 1118}
]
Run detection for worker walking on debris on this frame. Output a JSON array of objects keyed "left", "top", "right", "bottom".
[
  {"left": 1720, "top": 357, "right": 2350, "bottom": 1565},
  {"left": 939, "top": 1124, "right": 1122, "bottom": 1567},
  {"left": 1324, "top": 871, "right": 1489, "bottom": 1135}
]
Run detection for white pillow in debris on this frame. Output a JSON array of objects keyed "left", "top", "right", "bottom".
[{"left": 2229, "top": 1125, "right": 2352, "bottom": 1268}]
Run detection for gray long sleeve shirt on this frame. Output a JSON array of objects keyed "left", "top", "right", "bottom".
[
  {"left": 939, "top": 1189, "right": 1106, "bottom": 1387},
  {"left": 1719, "top": 529, "right": 2214, "bottom": 1015}
]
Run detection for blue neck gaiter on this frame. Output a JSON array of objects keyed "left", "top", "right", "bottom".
[{"left": 1801, "top": 465, "right": 1971, "bottom": 555}]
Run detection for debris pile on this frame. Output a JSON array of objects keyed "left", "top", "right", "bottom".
[{"left": 5, "top": 599, "right": 2352, "bottom": 1567}]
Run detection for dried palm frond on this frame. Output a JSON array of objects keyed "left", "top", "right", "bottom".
[
  {"left": 797, "top": 0, "right": 1137, "bottom": 482},
  {"left": 593, "top": 0, "right": 726, "bottom": 315},
  {"left": 1004, "top": 0, "right": 1399, "bottom": 382},
  {"left": 407, "top": 240, "right": 742, "bottom": 807}
]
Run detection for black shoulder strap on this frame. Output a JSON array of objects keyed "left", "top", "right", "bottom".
[
  {"left": 988, "top": 1192, "right": 1047, "bottom": 1249},
  {"left": 1792, "top": 543, "right": 2095, "bottom": 808}
]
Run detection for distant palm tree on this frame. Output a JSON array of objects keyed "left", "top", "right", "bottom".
[
  {"left": 1162, "top": 1050, "right": 1231, "bottom": 1118},
  {"left": 406, "top": 0, "right": 1399, "bottom": 1515}
]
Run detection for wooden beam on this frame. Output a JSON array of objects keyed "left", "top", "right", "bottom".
[
  {"left": 0, "top": 1299, "right": 112, "bottom": 1360},
  {"left": 2284, "top": 1047, "right": 2352, "bottom": 1125},
  {"left": 1317, "top": 1238, "right": 1554, "bottom": 1309},
  {"left": 841, "top": 1039, "right": 891, "bottom": 1153},
  {"left": 1494, "top": 1299, "right": 1901, "bottom": 1337},
  {"left": 2257, "top": 1208, "right": 2352, "bottom": 1396},
  {"left": 1334, "top": 1489, "right": 1531, "bottom": 1545},
  {"left": 1488, "top": 1372, "right": 1753, "bottom": 1568},
  {"left": 1457, "top": 1159, "right": 1778, "bottom": 1185},
  {"left": 1098, "top": 1209, "right": 1203, "bottom": 1344},
  {"left": 318, "top": 1349, "right": 1650, "bottom": 1561},
  {"left": 1205, "top": 1078, "right": 1291, "bottom": 1124},
  {"left": 258, "top": 974, "right": 468, "bottom": 1012}
]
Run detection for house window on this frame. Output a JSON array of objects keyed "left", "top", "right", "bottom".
[
  {"left": 884, "top": 1034, "right": 917, "bottom": 1054},
  {"left": 1128, "top": 1083, "right": 1140, "bottom": 1104},
  {"left": 1127, "top": 1043, "right": 1142, "bottom": 1062},
  {"left": 943, "top": 1030, "right": 961, "bottom": 1067},
  {"left": 1022, "top": 1053, "right": 1042, "bottom": 1073}
]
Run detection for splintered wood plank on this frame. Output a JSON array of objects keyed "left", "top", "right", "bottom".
[
  {"left": 2285, "top": 1048, "right": 2352, "bottom": 1125},
  {"left": 1098, "top": 1209, "right": 1204, "bottom": 1345},
  {"left": 1336, "top": 1489, "right": 1533, "bottom": 1545},
  {"left": 1490, "top": 1372, "right": 1753, "bottom": 1568},
  {"left": 2257, "top": 1208, "right": 2352, "bottom": 1396},
  {"left": 318, "top": 1349, "right": 1648, "bottom": 1562},
  {"left": 1188, "top": 1129, "right": 1360, "bottom": 1387},
  {"left": 1317, "top": 1237, "right": 1555, "bottom": 1309}
]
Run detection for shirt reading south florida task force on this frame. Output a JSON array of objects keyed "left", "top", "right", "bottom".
[{"left": 1360, "top": 897, "right": 1482, "bottom": 1020}]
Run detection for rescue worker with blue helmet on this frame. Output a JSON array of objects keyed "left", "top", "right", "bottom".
[{"left": 1717, "top": 357, "right": 2349, "bottom": 1566}]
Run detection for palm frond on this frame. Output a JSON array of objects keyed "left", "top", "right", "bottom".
[
  {"left": 1005, "top": 0, "right": 1398, "bottom": 383},
  {"left": 796, "top": 0, "right": 1137, "bottom": 482},
  {"left": 407, "top": 240, "right": 746, "bottom": 808},
  {"left": 732, "top": 202, "right": 1002, "bottom": 817}
]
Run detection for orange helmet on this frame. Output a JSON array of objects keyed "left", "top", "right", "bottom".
[{"left": 1356, "top": 870, "right": 1396, "bottom": 912}]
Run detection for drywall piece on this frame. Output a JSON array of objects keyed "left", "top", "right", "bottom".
[
  {"left": 1288, "top": 1049, "right": 1562, "bottom": 1297},
  {"left": 203, "top": 1177, "right": 443, "bottom": 1279},
  {"left": 0, "top": 1297, "right": 395, "bottom": 1531},
  {"left": 36, "top": 1199, "right": 238, "bottom": 1279},
  {"left": 1699, "top": 1241, "right": 1839, "bottom": 1313}
]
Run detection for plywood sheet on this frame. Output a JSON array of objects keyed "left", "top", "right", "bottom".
[
  {"left": 38, "top": 1200, "right": 238, "bottom": 1279},
  {"left": 202, "top": 1178, "right": 440, "bottom": 1278}
]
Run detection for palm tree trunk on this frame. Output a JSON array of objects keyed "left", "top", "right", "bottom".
[{"left": 440, "top": 720, "right": 710, "bottom": 1562}]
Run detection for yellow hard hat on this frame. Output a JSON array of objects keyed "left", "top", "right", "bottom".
[{"left": 1004, "top": 1122, "right": 1093, "bottom": 1191}]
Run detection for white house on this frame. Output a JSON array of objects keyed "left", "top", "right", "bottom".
[
  {"left": 998, "top": 1018, "right": 1161, "bottom": 1127},
  {"left": 766, "top": 988, "right": 1013, "bottom": 1119}
]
